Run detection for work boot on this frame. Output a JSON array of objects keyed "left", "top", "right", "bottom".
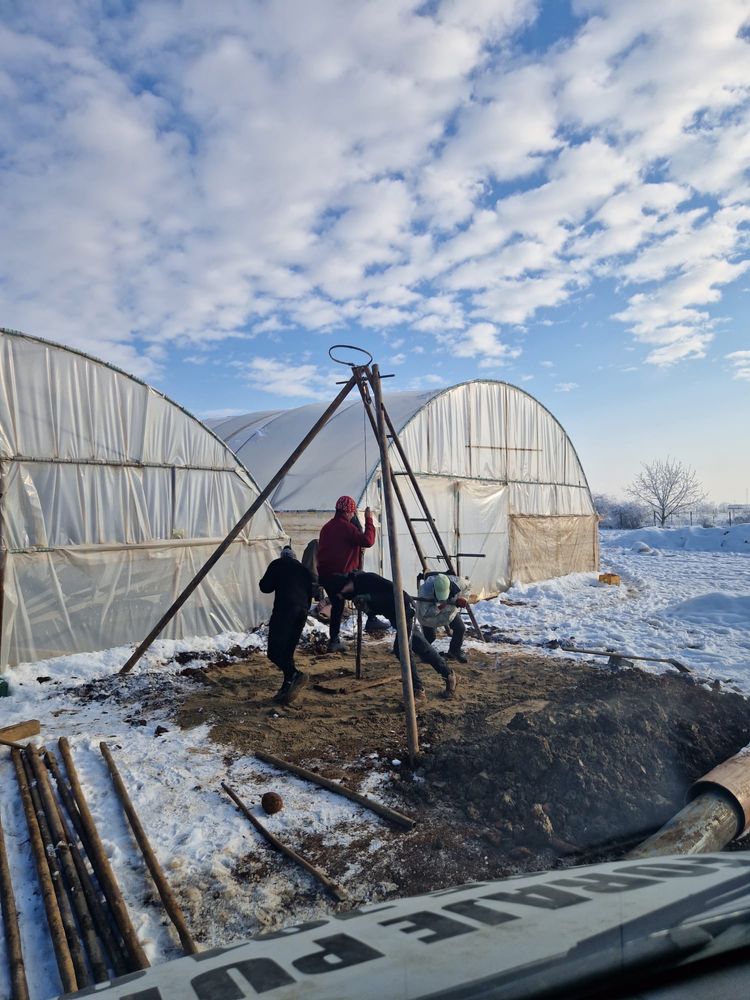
[
  {"left": 413, "top": 685, "right": 427, "bottom": 702},
  {"left": 365, "top": 616, "right": 390, "bottom": 634},
  {"left": 446, "top": 649, "right": 468, "bottom": 664},
  {"left": 282, "top": 670, "right": 309, "bottom": 705},
  {"left": 327, "top": 637, "right": 346, "bottom": 653},
  {"left": 272, "top": 679, "right": 292, "bottom": 703},
  {"left": 442, "top": 668, "right": 458, "bottom": 700}
]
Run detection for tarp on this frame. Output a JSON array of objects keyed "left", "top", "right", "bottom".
[{"left": 0, "top": 328, "right": 286, "bottom": 668}]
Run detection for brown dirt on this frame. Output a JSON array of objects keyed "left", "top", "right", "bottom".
[{"left": 172, "top": 630, "right": 750, "bottom": 896}]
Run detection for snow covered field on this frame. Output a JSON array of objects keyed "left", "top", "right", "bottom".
[
  {"left": 1, "top": 525, "right": 748, "bottom": 999},
  {"left": 474, "top": 524, "right": 750, "bottom": 691}
]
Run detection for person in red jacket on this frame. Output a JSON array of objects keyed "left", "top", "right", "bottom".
[{"left": 317, "top": 495, "right": 376, "bottom": 652}]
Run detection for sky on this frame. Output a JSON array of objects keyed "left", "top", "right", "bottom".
[{"left": 1, "top": 0, "right": 749, "bottom": 502}]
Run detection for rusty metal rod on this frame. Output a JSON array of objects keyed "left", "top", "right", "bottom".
[
  {"left": 355, "top": 609, "right": 363, "bottom": 680},
  {"left": 559, "top": 644, "right": 691, "bottom": 673},
  {"left": 120, "top": 373, "right": 358, "bottom": 675},
  {"left": 221, "top": 783, "right": 346, "bottom": 903},
  {"left": 370, "top": 364, "right": 419, "bottom": 765},
  {"left": 254, "top": 750, "right": 416, "bottom": 830},
  {"left": 99, "top": 742, "right": 198, "bottom": 955},
  {"left": 0, "top": 804, "right": 30, "bottom": 1000},
  {"left": 57, "top": 739, "right": 150, "bottom": 971},
  {"left": 21, "top": 750, "right": 90, "bottom": 988},
  {"left": 10, "top": 749, "right": 77, "bottom": 995},
  {"left": 28, "top": 748, "right": 109, "bottom": 982},
  {"left": 43, "top": 750, "right": 129, "bottom": 978}
]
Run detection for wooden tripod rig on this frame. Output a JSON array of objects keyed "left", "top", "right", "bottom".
[{"left": 120, "top": 347, "right": 482, "bottom": 763}]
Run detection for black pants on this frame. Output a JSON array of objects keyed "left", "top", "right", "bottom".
[
  {"left": 319, "top": 574, "right": 349, "bottom": 640},
  {"left": 267, "top": 607, "right": 308, "bottom": 682},
  {"left": 391, "top": 609, "right": 451, "bottom": 690},
  {"left": 422, "top": 615, "right": 465, "bottom": 656}
]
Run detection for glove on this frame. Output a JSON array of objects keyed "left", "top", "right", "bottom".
[{"left": 455, "top": 597, "right": 468, "bottom": 608}]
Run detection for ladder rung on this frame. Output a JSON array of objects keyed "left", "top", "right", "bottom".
[
  {"left": 408, "top": 518, "right": 430, "bottom": 522},
  {"left": 393, "top": 471, "right": 409, "bottom": 475}
]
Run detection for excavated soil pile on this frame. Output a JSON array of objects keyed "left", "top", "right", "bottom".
[
  {"left": 171, "top": 635, "right": 750, "bottom": 887},
  {"left": 407, "top": 666, "right": 750, "bottom": 859}
]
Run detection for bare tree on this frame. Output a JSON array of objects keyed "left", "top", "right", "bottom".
[{"left": 627, "top": 458, "right": 706, "bottom": 527}]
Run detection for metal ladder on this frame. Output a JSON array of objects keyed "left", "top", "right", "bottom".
[{"left": 353, "top": 369, "right": 483, "bottom": 638}]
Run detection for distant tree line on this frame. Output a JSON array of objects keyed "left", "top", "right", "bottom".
[{"left": 596, "top": 458, "right": 745, "bottom": 529}]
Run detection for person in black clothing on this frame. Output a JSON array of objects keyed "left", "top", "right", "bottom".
[
  {"left": 258, "top": 546, "right": 313, "bottom": 704},
  {"left": 337, "top": 571, "right": 457, "bottom": 700}
]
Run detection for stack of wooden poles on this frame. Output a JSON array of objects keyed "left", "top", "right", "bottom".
[{"left": 0, "top": 727, "right": 196, "bottom": 1000}]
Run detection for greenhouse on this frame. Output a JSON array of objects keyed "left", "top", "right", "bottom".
[
  {"left": 0, "top": 328, "right": 285, "bottom": 669},
  {"left": 210, "top": 380, "right": 599, "bottom": 599}
]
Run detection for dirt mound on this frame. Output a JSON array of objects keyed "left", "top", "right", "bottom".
[{"left": 409, "top": 667, "right": 750, "bottom": 858}]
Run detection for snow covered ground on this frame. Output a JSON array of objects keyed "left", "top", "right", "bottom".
[
  {"left": 473, "top": 525, "right": 750, "bottom": 690},
  {"left": 1, "top": 525, "right": 748, "bottom": 999},
  {"left": 0, "top": 631, "right": 390, "bottom": 1000}
]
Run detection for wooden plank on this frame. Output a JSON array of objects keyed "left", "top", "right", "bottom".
[{"left": 0, "top": 720, "right": 40, "bottom": 742}]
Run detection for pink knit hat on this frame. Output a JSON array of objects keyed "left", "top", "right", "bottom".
[{"left": 335, "top": 496, "right": 357, "bottom": 516}]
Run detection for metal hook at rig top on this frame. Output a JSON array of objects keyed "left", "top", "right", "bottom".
[{"left": 328, "top": 344, "right": 373, "bottom": 368}]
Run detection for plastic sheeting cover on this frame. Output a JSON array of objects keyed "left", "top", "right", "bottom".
[{"left": 0, "top": 329, "right": 286, "bottom": 668}]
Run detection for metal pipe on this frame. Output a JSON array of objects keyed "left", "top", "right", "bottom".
[
  {"left": 27, "top": 748, "right": 109, "bottom": 982},
  {"left": 369, "top": 364, "right": 419, "bottom": 765},
  {"left": 57, "top": 739, "right": 150, "bottom": 971},
  {"left": 0, "top": 803, "right": 30, "bottom": 1000},
  {"left": 627, "top": 746, "right": 750, "bottom": 858},
  {"left": 120, "top": 373, "right": 358, "bottom": 674},
  {"left": 10, "top": 749, "right": 78, "bottom": 995},
  {"left": 99, "top": 742, "right": 198, "bottom": 955}
]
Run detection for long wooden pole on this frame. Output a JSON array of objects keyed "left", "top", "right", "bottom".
[
  {"left": 20, "top": 751, "right": 90, "bottom": 988},
  {"left": 43, "top": 750, "right": 129, "bottom": 978},
  {"left": 120, "top": 374, "right": 358, "bottom": 675},
  {"left": 57, "top": 739, "right": 150, "bottom": 971},
  {"left": 370, "top": 364, "right": 419, "bottom": 765},
  {"left": 99, "top": 742, "right": 198, "bottom": 955},
  {"left": 11, "top": 749, "right": 77, "bottom": 995},
  {"left": 254, "top": 750, "right": 416, "bottom": 830},
  {"left": 0, "top": 805, "right": 30, "bottom": 1000},
  {"left": 27, "top": 749, "right": 109, "bottom": 983},
  {"left": 221, "top": 783, "right": 346, "bottom": 902}
]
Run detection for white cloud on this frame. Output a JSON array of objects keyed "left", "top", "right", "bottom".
[
  {"left": 726, "top": 350, "right": 750, "bottom": 381},
  {"left": 453, "top": 322, "right": 520, "bottom": 361},
  {"left": 235, "top": 356, "right": 337, "bottom": 399},
  {"left": 0, "top": 0, "right": 748, "bottom": 378},
  {"left": 555, "top": 382, "right": 580, "bottom": 392}
]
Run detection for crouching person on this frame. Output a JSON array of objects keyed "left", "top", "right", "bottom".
[
  {"left": 416, "top": 572, "right": 470, "bottom": 663},
  {"left": 338, "top": 571, "right": 458, "bottom": 700},
  {"left": 258, "top": 545, "right": 313, "bottom": 704}
]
